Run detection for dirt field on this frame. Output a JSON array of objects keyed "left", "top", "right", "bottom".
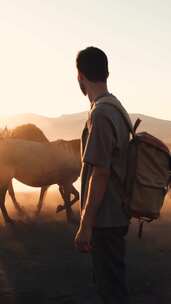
[{"left": 0, "top": 190, "right": 171, "bottom": 304}]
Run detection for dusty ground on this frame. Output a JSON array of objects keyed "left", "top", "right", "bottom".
[{"left": 0, "top": 190, "right": 171, "bottom": 304}]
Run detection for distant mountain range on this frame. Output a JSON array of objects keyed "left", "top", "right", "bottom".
[{"left": 0, "top": 112, "right": 171, "bottom": 147}]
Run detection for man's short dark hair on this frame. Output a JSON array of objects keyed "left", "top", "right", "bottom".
[{"left": 76, "top": 47, "right": 109, "bottom": 82}]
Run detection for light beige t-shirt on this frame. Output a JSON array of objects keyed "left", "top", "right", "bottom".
[{"left": 80, "top": 94, "right": 130, "bottom": 227}]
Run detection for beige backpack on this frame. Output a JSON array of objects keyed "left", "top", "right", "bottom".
[{"left": 100, "top": 97, "right": 171, "bottom": 237}]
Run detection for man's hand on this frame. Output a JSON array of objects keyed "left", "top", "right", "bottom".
[{"left": 75, "top": 225, "right": 92, "bottom": 253}]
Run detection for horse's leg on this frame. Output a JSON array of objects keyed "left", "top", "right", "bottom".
[
  {"left": 8, "top": 180, "right": 24, "bottom": 214},
  {"left": 0, "top": 185, "right": 13, "bottom": 224},
  {"left": 59, "top": 185, "right": 65, "bottom": 197},
  {"left": 56, "top": 184, "right": 79, "bottom": 213},
  {"left": 70, "top": 185, "right": 79, "bottom": 206},
  {"left": 56, "top": 185, "right": 67, "bottom": 212},
  {"left": 57, "top": 184, "right": 75, "bottom": 222},
  {"left": 35, "top": 186, "right": 49, "bottom": 216}
]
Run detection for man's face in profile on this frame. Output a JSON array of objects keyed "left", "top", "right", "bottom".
[{"left": 77, "top": 72, "right": 87, "bottom": 96}]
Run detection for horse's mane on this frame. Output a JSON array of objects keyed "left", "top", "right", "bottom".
[
  {"left": 10, "top": 124, "right": 49, "bottom": 142},
  {"left": 69, "top": 139, "right": 80, "bottom": 151},
  {"left": 51, "top": 139, "right": 80, "bottom": 156},
  {"left": 52, "top": 138, "right": 80, "bottom": 146}
]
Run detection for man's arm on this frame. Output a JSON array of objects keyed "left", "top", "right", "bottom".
[
  {"left": 81, "top": 166, "right": 110, "bottom": 228},
  {"left": 75, "top": 166, "right": 110, "bottom": 252},
  {"left": 75, "top": 108, "right": 116, "bottom": 252}
]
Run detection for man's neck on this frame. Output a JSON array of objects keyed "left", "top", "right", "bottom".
[{"left": 87, "top": 83, "right": 109, "bottom": 104}]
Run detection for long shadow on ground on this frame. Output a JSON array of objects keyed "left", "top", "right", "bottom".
[
  {"left": 0, "top": 195, "right": 171, "bottom": 304},
  {"left": 0, "top": 217, "right": 99, "bottom": 304}
]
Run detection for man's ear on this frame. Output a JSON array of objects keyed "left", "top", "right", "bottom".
[{"left": 78, "top": 71, "right": 84, "bottom": 81}]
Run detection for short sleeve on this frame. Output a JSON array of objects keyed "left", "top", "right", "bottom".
[{"left": 82, "top": 109, "right": 116, "bottom": 168}]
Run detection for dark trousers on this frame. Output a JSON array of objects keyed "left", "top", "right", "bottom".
[{"left": 91, "top": 226, "right": 129, "bottom": 304}]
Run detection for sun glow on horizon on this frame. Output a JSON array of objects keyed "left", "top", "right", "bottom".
[{"left": 0, "top": 0, "right": 170, "bottom": 120}]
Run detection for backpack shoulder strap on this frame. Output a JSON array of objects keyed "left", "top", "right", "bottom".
[{"left": 96, "top": 95, "right": 140, "bottom": 136}]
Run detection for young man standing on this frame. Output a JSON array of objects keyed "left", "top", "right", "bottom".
[{"left": 75, "top": 47, "right": 130, "bottom": 304}]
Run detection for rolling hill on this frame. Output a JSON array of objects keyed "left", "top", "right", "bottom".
[{"left": 0, "top": 112, "right": 171, "bottom": 146}]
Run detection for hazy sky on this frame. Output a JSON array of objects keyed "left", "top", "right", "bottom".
[{"left": 0, "top": 0, "right": 170, "bottom": 119}]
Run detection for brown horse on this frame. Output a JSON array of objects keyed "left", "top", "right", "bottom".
[{"left": 0, "top": 124, "right": 81, "bottom": 223}]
